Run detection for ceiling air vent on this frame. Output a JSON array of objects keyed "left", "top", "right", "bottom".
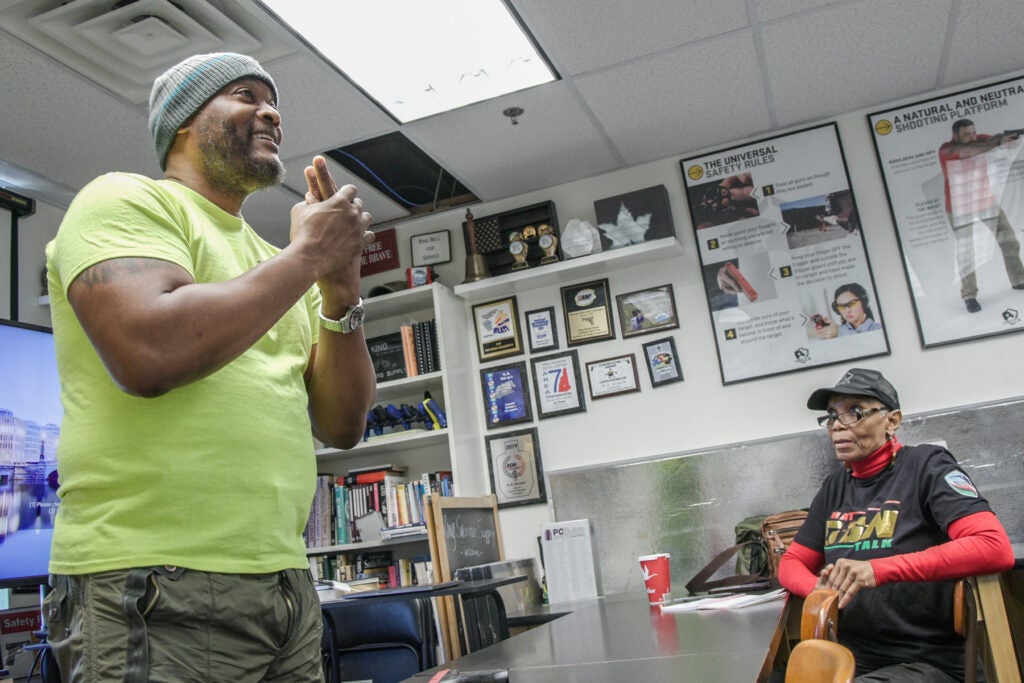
[{"left": 0, "top": 0, "right": 298, "bottom": 104}]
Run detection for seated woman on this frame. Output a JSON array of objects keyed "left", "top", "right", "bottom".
[{"left": 778, "top": 368, "right": 1014, "bottom": 682}]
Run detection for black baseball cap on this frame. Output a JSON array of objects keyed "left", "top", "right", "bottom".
[{"left": 807, "top": 368, "right": 900, "bottom": 411}]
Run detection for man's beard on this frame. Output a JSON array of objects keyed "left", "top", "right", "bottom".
[{"left": 196, "top": 117, "right": 284, "bottom": 196}]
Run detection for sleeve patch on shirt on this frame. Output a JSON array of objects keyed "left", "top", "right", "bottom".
[{"left": 944, "top": 471, "right": 979, "bottom": 498}]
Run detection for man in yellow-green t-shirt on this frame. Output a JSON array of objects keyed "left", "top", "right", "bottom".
[{"left": 43, "top": 52, "right": 376, "bottom": 683}]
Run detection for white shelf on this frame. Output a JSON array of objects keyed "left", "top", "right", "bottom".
[
  {"left": 453, "top": 237, "right": 684, "bottom": 302},
  {"left": 38, "top": 295, "right": 50, "bottom": 306},
  {"left": 307, "top": 532, "right": 430, "bottom": 556},
  {"left": 375, "top": 371, "right": 442, "bottom": 402},
  {"left": 316, "top": 428, "right": 449, "bottom": 464},
  {"left": 363, "top": 282, "right": 438, "bottom": 319}
]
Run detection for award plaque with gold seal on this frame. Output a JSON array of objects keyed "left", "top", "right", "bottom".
[
  {"left": 538, "top": 223, "right": 559, "bottom": 264},
  {"left": 509, "top": 230, "right": 530, "bottom": 270}
]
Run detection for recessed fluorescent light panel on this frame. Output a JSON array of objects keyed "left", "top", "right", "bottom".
[{"left": 258, "top": 0, "right": 556, "bottom": 122}]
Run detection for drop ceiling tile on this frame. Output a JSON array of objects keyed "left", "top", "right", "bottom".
[
  {"left": 0, "top": 32, "right": 158, "bottom": 193},
  {"left": 574, "top": 32, "right": 771, "bottom": 166},
  {"left": 942, "top": 0, "right": 1024, "bottom": 85},
  {"left": 514, "top": 0, "right": 749, "bottom": 75},
  {"left": 762, "top": 0, "right": 952, "bottom": 126},
  {"left": 753, "top": 0, "right": 845, "bottom": 23},
  {"left": 263, "top": 52, "right": 397, "bottom": 161},
  {"left": 404, "top": 81, "right": 620, "bottom": 201}
]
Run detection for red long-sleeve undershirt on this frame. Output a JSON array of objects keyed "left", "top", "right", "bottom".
[{"left": 777, "top": 441, "right": 1014, "bottom": 597}]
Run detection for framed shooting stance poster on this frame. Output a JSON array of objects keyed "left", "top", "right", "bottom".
[
  {"left": 486, "top": 428, "right": 546, "bottom": 508},
  {"left": 560, "top": 279, "right": 615, "bottom": 346},
  {"left": 472, "top": 297, "right": 524, "bottom": 361},
  {"left": 869, "top": 75, "right": 1024, "bottom": 346},
  {"left": 530, "top": 350, "right": 586, "bottom": 419},
  {"left": 680, "top": 123, "right": 889, "bottom": 384}
]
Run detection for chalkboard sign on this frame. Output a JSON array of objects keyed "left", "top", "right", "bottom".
[
  {"left": 441, "top": 505, "right": 501, "bottom": 571},
  {"left": 424, "top": 494, "right": 504, "bottom": 660}
]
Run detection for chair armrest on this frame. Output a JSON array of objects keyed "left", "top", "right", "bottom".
[{"left": 800, "top": 588, "right": 840, "bottom": 641}]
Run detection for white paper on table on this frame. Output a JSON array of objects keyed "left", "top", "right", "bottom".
[{"left": 660, "top": 588, "right": 787, "bottom": 612}]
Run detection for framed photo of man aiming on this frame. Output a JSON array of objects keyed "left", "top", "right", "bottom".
[{"left": 870, "top": 75, "right": 1024, "bottom": 346}]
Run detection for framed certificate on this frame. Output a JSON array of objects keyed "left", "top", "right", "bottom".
[
  {"left": 525, "top": 306, "right": 559, "bottom": 352},
  {"left": 642, "top": 336, "right": 683, "bottom": 387},
  {"left": 486, "top": 428, "right": 546, "bottom": 508},
  {"left": 561, "top": 279, "right": 615, "bottom": 346},
  {"left": 530, "top": 350, "right": 586, "bottom": 419},
  {"left": 410, "top": 230, "right": 451, "bottom": 266},
  {"left": 615, "top": 284, "right": 679, "bottom": 338},
  {"left": 480, "top": 361, "right": 532, "bottom": 429},
  {"left": 585, "top": 354, "right": 640, "bottom": 399},
  {"left": 472, "top": 297, "right": 524, "bottom": 361}
]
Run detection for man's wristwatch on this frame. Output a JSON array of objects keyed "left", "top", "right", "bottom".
[{"left": 319, "top": 298, "right": 364, "bottom": 334}]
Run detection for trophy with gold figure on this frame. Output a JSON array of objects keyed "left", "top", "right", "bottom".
[
  {"left": 508, "top": 231, "right": 530, "bottom": 270},
  {"left": 538, "top": 223, "right": 559, "bottom": 264}
]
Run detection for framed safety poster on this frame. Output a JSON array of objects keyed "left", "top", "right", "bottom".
[
  {"left": 680, "top": 123, "right": 889, "bottom": 384},
  {"left": 869, "top": 75, "right": 1024, "bottom": 346}
]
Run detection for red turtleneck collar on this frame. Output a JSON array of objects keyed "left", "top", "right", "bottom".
[{"left": 848, "top": 435, "right": 902, "bottom": 478}]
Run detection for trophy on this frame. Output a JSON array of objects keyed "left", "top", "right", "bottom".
[
  {"left": 508, "top": 231, "right": 530, "bottom": 270},
  {"left": 462, "top": 208, "right": 491, "bottom": 283},
  {"left": 538, "top": 223, "right": 559, "bottom": 264}
]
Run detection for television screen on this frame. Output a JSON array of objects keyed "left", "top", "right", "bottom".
[{"left": 0, "top": 319, "right": 62, "bottom": 588}]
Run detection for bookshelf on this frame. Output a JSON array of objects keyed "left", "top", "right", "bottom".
[{"left": 307, "top": 283, "right": 481, "bottom": 573}]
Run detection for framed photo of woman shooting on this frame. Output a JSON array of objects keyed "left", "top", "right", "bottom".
[{"left": 615, "top": 284, "right": 679, "bottom": 338}]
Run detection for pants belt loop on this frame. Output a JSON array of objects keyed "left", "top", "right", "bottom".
[{"left": 121, "top": 568, "right": 153, "bottom": 683}]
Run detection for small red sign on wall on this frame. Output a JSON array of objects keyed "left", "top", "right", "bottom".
[{"left": 360, "top": 227, "right": 400, "bottom": 277}]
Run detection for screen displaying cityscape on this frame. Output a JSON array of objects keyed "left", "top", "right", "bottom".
[{"left": 0, "top": 319, "right": 62, "bottom": 587}]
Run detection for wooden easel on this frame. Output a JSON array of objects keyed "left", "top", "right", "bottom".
[{"left": 423, "top": 493, "right": 504, "bottom": 661}]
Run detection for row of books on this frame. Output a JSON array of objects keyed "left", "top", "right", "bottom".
[
  {"left": 304, "top": 464, "right": 454, "bottom": 549},
  {"left": 366, "top": 319, "right": 440, "bottom": 383},
  {"left": 310, "top": 551, "right": 434, "bottom": 588}
]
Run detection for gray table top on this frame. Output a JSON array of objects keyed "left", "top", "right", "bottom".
[{"left": 406, "top": 591, "right": 787, "bottom": 682}]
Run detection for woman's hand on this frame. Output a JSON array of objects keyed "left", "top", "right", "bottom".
[{"left": 817, "top": 559, "right": 876, "bottom": 608}]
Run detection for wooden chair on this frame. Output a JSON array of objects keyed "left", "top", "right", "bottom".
[
  {"left": 956, "top": 575, "right": 1022, "bottom": 683},
  {"left": 798, "top": 578, "right": 1021, "bottom": 683},
  {"left": 785, "top": 639, "right": 855, "bottom": 683},
  {"left": 801, "top": 587, "right": 840, "bottom": 641}
]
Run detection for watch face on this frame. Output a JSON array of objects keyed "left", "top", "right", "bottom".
[
  {"left": 347, "top": 306, "right": 365, "bottom": 331},
  {"left": 539, "top": 234, "right": 554, "bottom": 248},
  {"left": 509, "top": 240, "right": 526, "bottom": 255}
]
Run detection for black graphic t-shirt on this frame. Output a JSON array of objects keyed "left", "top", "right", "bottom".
[{"left": 793, "top": 444, "right": 992, "bottom": 677}]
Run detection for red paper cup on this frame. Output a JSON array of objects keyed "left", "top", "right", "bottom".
[{"left": 638, "top": 553, "right": 671, "bottom": 605}]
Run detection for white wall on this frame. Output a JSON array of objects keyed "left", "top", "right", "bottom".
[
  {"left": 360, "top": 70, "right": 1024, "bottom": 568},
  {"left": 1, "top": 200, "right": 61, "bottom": 328}
]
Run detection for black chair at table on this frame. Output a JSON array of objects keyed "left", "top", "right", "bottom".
[{"left": 320, "top": 597, "right": 437, "bottom": 683}]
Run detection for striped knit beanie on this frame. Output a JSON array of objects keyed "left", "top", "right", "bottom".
[{"left": 148, "top": 52, "right": 278, "bottom": 170}]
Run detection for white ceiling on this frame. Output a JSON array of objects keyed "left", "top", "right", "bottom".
[{"left": 2, "top": 0, "right": 1024, "bottom": 247}]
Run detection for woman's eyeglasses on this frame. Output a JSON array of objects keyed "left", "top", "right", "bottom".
[
  {"left": 833, "top": 298, "right": 862, "bottom": 312},
  {"left": 817, "top": 406, "right": 886, "bottom": 428}
]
